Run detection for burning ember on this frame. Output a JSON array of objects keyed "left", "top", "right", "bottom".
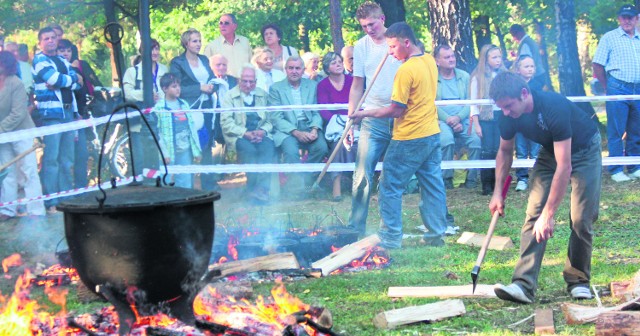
[
  {"left": 32, "top": 264, "right": 80, "bottom": 287},
  {"left": 194, "top": 283, "right": 334, "bottom": 335},
  {"left": 330, "top": 246, "right": 391, "bottom": 275}
]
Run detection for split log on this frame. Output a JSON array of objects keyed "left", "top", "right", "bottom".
[
  {"left": 456, "top": 231, "right": 514, "bottom": 250},
  {"left": 206, "top": 281, "right": 253, "bottom": 299},
  {"left": 208, "top": 252, "right": 300, "bottom": 278},
  {"left": 562, "top": 296, "right": 640, "bottom": 325},
  {"left": 373, "top": 299, "right": 466, "bottom": 329},
  {"left": 387, "top": 284, "right": 497, "bottom": 299},
  {"left": 595, "top": 311, "right": 640, "bottom": 336},
  {"left": 311, "top": 234, "right": 381, "bottom": 276},
  {"left": 609, "top": 270, "right": 640, "bottom": 300},
  {"left": 534, "top": 309, "right": 555, "bottom": 335}
]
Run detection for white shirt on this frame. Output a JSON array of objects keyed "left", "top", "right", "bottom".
[{"left": 353, "top": 34, "right": 402, "bottom": 109}]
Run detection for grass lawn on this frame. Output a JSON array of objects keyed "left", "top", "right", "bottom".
[{"left": 1, "top": 160, "right": 638, "bottom": 335}]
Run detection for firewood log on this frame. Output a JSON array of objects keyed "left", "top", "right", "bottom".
[
  {"left": 456, "top": 231, "right": 514, "bottom": 250},
  {"left": 207, "top": 252, "right": 300, "bottom": 278},
  {"left": 372, "top": 299, "right": 465, "bottom": 329},
  {"left": 534, "top": 309, "right": 555, "bottom": 335},
  {"left": 311, "top": 234, "right": 381, "bottom": 276},
  {"left": 562, "top": 297, "right": 640, "bottom": 325},
  {"left": 595, "top": 311, "right": 640, "bottom": 336},
  {"left": 387, "top": 284, "right": 497, "bottom": 298}
]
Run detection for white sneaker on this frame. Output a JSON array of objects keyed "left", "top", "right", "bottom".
[
  {"left": 515, "top": 180, "right": 528, "bottom": 191},
  {"left": 628, "top": 170, "right": 640, "bottom": 179},
  {"left": 611, "top": 172, "right": 632, "bottom": 182},
  {"left": 570, "top": 286, "right": 593, "bottom": 300},
  {"left": 494, "top": 283, "right": 533, "bottom": 304}
]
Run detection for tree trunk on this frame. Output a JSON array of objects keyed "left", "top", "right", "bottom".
[
  {"left": 555, "top": 0, "right": 596, "bottom": 116},
  {"left": 494, "top": 22, "right": 510, "bottom": 69},
  {"left": 376, "top": 0, "right": 406, "bottom": 25},
  {"left": 103, "top": 0, "right": 125, "bottom": 87},
  {"left": 298, "top": 23, "right": 310, "bottom": 53},
  {"left": 427, "top": 0, "right": 477, "bottom": 73},
  {"left": 534, "top": 20, "right": 554, "bottom": 91},
  {"left": 329, "top": 0, "right": 345, "bottom": 53},
  {"left": 473, "top": 15, "right": 491, "bottom": 54}
]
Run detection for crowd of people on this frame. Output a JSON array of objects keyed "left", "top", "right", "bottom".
[{"left": 1, "top": 0, "right": 639, "bottom": 307}]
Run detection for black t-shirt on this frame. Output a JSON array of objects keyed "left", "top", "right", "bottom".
[
  {"left": 498, "top": 90, "right": 597, "bottom": 154},
  {"left": 48, "top": 55, "right": 74, "bottom": 105}
]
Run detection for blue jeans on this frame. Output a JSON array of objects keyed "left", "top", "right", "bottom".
[
  {"left": 236, "top": 137, "right": 275, "bottom": 192},
  {"left": 349, "top": 117, "right": 391, "bottom": 236},
  {"left": 173, "top": 149, "right": 193, "bottom": 188},
  {"left": 378, "top": 134, "right": 448, "bottom": 248},
  {"left": 515, "top": 132, "right": 541, "bottom": 182},
  {"left": 74, "top": 127, "right": 89, "bottom": 188},
  {"left": 605, "top": 76, "right": 640, "bottom": 174},
  {"left": 42, "top": 113, "right": 75, "bottom": 207},
  {"left": 439, "top": 118, "right": 480, "bottom": 181}
]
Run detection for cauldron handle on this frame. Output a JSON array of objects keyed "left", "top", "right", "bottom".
[{"left": 95, "top": 102, "right": 171, "bottom": 206}]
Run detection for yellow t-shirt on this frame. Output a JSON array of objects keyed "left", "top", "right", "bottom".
[{"left": 390, "top": 53, "right": 440, "bottom": 140}]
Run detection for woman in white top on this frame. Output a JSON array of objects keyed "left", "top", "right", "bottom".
[
  {"left": 468, "top": 44, "right": 506, "bottom": 195},
  {"left": 301, "top": 52, "right": 325, "bottom": 82},
  {"left": 251, "top": 47, "right": 285, "bottom": 92},
  {"left": 261, "top": 23, "right": 298, "bottom": 71}
]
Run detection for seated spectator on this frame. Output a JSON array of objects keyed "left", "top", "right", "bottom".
[
  {"left": 209, "top": 53, "right": 237, "bottom": 150},
  {"left": 317, "top": 52, "right": 355, "bottom": 201},
  {"left": 221, "top": 65, "right": 275, "bottom": 203},
  {"left": 123, "top": 38, "right": 168, "bottom": 176},
  {"left": 252, "top": 46, "right": 285, "bottom": 92},
  {"left": 269, "top": 56, "right": 328, "bottom": 190},
  {"left": 58, "top": 39, "right": 103, "bottom": 188},
  {"left": 261, "top": 23, "right": 298, "bottom": 71},
  {"left": 434, "top": 44, "right": 480, "bottom": 190},
  {"left": 0, "top": 51, "right": 45, "bottom": 219},
  {"left": 301, "top": 52, "right": 325, "bottom": 82},
  {"left": 341, "top": 46, "right": 354, "bottom": 75},
  {"left": 155, "top": 73, "right": 202, "bottom": 188}
]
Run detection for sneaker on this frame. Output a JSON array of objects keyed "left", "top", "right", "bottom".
[
  {"left": 46, "top": 206, "right": 58, "bottom": 215},
  {"left": 494, "top": 283, "right": 533, "bottom": 304},
  {"left": 445, "top": 226, "right": 460, "bottom": 236},
  {"left": 515, "top": 180, "right": 528, "bottom": 191},
  {"left": 570, "top": 286, "right": 593, "bottom": 300},
  {"left": 629, "top": 170, "right": 640, "bottom": 179},
  {"left": 611, "top": 172, "right": 631, "bottom": 183}
]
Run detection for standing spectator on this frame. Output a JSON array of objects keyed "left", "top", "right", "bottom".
[
  {"left": 155, "top": 73, "right": 202, "bottom": 188},
  {"left": 4, "top": 42, "right": 33, "bottom": 93},
  {"left": 203, "top": 14, "right": 252, "bottom": 78},
  {"left": 346, "top": 1, "right": 401, "bottom": 238},
  {"left": 252, "top": 47, "right": 285, "bottom": 92},
  {"left": 434, "top": 44, "right": 480, "bottom": 190},
  {"left": 0, "top": 35, "right": 4, "bottom": 51},
  {"left": 170, "top": 28, "right": 219, "bottom": 191},
  {"left": 17, "top": 44, "right": 30, "bottom": 63},
  {"left": 512, "top": 55, "right": 541, "bottom": 192},
  {"left": 489, "top": 72, "right": 601, "bottom": 304},
  {"left": 33, "top": 27, "right": 83, "bottom": 213},
  {"left": 49, "top": 24, "right": 64, "bottom": 40},
  {"left": 301, "top": 52, "right": 324, "bottom": 82},
  {"left": 58, "top": 39, "right": 103, "bottom": 188},
  {"left": 221, "top": 65, "right": 275, "bottom": 203},
  {"left": 317, "top": 52, "right": 354, "bottom": 202},
  {"left": 469, "top": 44, "right": 506, "bottom": 195},
  {"left": 0, "top": 51, "right": 45, "bottom": 219},
  {"left": 341, "top": 46, "right": 354, "bottom": 75},
  {"left": 261, "top": 23, "right": 298, "bottom": 71},
  {"left": 509, "top": 24, "right": 548, "bottom": 90},
  {"left": 123, "top": 38, "right": 167, "bottom": 176},
  {"left": 351, "top": 22, "right": 447, "bottom": 249},
  {"left": 593, "top": 4, "right": 640, "bottom": 182},
  {"left": 269, "top": 56, "right": 328, "bottom": 191}
]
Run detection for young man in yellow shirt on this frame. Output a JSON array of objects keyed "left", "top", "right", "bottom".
[{"left": 351, "top": 22, "right": 447, "bottom": 249}]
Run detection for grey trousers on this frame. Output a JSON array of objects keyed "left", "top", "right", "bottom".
[{"left": 512, "top": 133, "right": 602, "bottom": 299}]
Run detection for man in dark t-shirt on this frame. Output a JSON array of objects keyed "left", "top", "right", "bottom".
[{"left": 487, "top": 72, "right": 602, "bottom": 304}]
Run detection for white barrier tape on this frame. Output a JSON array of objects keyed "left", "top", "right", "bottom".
[
  {"left": 3, "top": 94, "right": 638, "bottom": 145},
  {"left": 143, "top": 156, "right": 640, "bottom": 176},
  {"left": 0, "top": 175, "right": 142, "bottom": 208}
]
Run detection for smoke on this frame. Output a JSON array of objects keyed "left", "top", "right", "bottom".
[{"left": 9, "top": 215, "right": 66, "bottom": 264}]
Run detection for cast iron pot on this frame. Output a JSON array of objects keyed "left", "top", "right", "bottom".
[{"left": 57, "top": 184, "right": 220, "bottom": 303}]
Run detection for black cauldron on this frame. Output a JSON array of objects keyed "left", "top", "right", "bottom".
[{"left": 57, "top": 184, "right": 219, "bottom": 333}]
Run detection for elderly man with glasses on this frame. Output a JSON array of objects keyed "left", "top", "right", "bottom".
[
  {"left": 204, "top": 13, "right": 252, "bottom": 78},
  {"left": 221, "top": 64, "right": 274, "bottom": 203}
]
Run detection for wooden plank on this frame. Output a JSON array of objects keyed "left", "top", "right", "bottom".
[
  {"left": 595, "top": 311, "right": 640, "bottom": 336},
  {"left": 535, "top": 309, "right": 555, "bottom": 334},
  {"left": 208, "top": 252, "right": 300, "bottom": 278},
  {"left": 373, "top": 299, "right": 466, "bottom": 329},
  {"left": 456, "top": 231, "right": 514, "bottom": 250},
  {"left": 311, "top": 234, "right": 381, "bottom": 276},
  {"left": 387, "top": 284, "right": 497, "bottom": 298}
]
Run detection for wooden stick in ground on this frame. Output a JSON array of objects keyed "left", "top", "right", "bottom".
[
  {"left": 372, "top": 299, "right": 466, "bottom": 329},
  {"left": 311, "top": 234, "right": 381, "bottom": 276},
  {"left": 310, "top": 54, "right": 390, "bottom": 190},
  {"left": 0, "top": 143, "right": 42, "bottom": 173}
]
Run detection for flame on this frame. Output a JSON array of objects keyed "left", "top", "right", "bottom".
[
  {"left": 2, "top": 253, "right": 22, "bottom": 273},
  {"left": 330, "top": 246, "right": 390, "bottom": 275},
  {"left": 194, "top": 283, "right": 319, "bottom": 335},
  {"left": 33, "top": 264, "right": 80, "bottom": 287}
]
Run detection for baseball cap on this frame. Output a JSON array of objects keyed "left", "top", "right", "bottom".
[{"left": 618, "top": 4, "right": 639, "bottom": 17}]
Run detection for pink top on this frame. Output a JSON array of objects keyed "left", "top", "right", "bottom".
[{"left": 317, "top": 74, "right": 353, "bottom": 122}]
